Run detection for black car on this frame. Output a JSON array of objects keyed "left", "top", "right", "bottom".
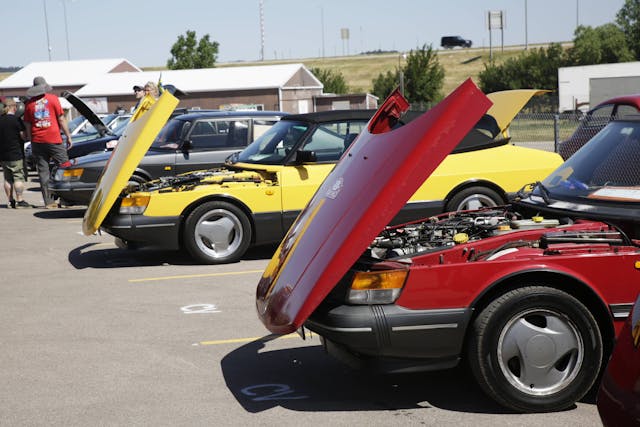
[
  {"left": 441, "top": 35, "right": 472, "bottom": 48},
  {"left": 50, "top": 110, "right": 286, "bottom": 206}
]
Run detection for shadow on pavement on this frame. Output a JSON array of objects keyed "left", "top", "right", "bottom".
[
  {"left": 220, "top": 335, "right": 518, "bottom": 415},
  {"left": 68, "top": 242, "right": 277, "bottom": 269}
]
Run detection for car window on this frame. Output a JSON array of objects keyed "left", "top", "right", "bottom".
[
  {"left": 585, "top": 104, "right": 614, "bottom": 128},
  {"left": 614, "top": 104, "right": 640, "bottom": 119},
  {"left": 151, "top": 118, "right": 188, "bottom": 150},
  {"left": 253, "top": 119, "right": 280, "bottom": 139},
  {"left": 302, "top": 120, "right": 368, "bottom": 162},
  {"left": 236, "top": 120, "right": 310, "bottom": 164},
  {"left": 544, "top": 120, "right": 640, "bottom": 197},
  {"left": 188, "top": 119, "right": 250, "bottom": 150}
]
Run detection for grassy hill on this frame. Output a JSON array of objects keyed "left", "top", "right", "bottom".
[
  {"left": 216, "top": 45, "right": 534, "bottom": 96},
  {"left": 0, "top": 45, "right": 538, "bottom": 96}
]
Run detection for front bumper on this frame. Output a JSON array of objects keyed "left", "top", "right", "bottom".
[
  {"left": 100, "top": 213, "right": 182, "bottom": 250},
  {"left": 305, "top": 304, "right": 472, "bottom": 373},
  {"left": 49, "top": 181, "right": 96, "bottom": 206}
]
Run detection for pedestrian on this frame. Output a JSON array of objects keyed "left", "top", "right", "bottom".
[
  {"left": 131, "top": 84, "right": 144, "bottom": 113},
  {"left": 22, "top": 76, "right": 72, "bottom": 209},
  {"left": 143, "top": 81, "right": 159, "bottom": 99},
  {"left": 0, "top": 97, "right": 29, "bottom": 208}
]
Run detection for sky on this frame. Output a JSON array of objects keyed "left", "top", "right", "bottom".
[{"left": 1, "top": 0, "right": 627, "bottom": 68}]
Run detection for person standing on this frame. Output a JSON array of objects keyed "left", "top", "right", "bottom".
[
  {"left": 131, "top": 84, "right": 144, "bottom": 113},
  {"left": 0, "top": 98, "right": 29, "bottom": 208},
  {"left": 22, "top": 76, "right": 72, "bottom": 208}
]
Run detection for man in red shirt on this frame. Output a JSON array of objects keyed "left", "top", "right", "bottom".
[{"left": 23, "top": 76, "right": 72, "bottom": 208}]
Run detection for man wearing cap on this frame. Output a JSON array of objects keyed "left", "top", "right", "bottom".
[
  {"left": 131, "top": 85, "right": 144, "bottom": 113},
  {"left": 22, "top": 76, "right": 72, "bottom": 208}
]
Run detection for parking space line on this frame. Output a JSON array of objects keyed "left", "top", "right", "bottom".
[
  {"left": 129, "top": 269, "right": 264, "bottom": 283},
  {"left": 198, "top": 333, "right": 300, "bottom": 346}
]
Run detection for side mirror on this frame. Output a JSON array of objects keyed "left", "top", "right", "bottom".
[
  {"left": 294, "top": 150, "right": 316, "bottom": 164},
  {"left": 181, "top": 140, "right": 192, "bottom": 152}
]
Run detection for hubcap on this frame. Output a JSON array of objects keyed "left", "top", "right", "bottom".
[
  {"left": 497, "top": 309, "right": 583, "bottom": 396},
  {"left": 456, "top": 193, "right": 497, "bottom": 210},
  {"left": 194, "top": 209, "right": 243, "bottom": 259}
]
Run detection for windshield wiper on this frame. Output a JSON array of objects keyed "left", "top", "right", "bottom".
[{"left": 535, "top": 181, "right": 551, "bottom": 204}]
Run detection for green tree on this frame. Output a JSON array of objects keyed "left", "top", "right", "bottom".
[
  {"left": 479, "top": 43, "right": 567, "bottom": 93},
  {"left": 310, "top": 67, "right": 348, "bottom": 94},
  {"left": 167, "top": 30, "right": 219, "bottom": 70},
  {"left": 568, "top": 24, "right": 633, "bottom": 65},
  {"left": 403, "top": 44, "right": 444, "bottom": 105},
  {"left": 371, "top": 44, "right": 444, "bottom": 105},
  {"left": 616, "top": 0, "right": 640, "bottom": 59},
  {"left": 372, "top": 69, "right": 399, "bottom": 101}
]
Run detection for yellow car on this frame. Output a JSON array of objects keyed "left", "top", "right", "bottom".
[{"left": 85, "top": 89, "right": 562, "bottom": 264}]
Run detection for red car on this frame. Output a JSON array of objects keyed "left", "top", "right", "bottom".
[
  {"left": 597, "top": 292, "right": 640, "bottom": 426},
  {"left": 256, "top": 80, "right": 640, "bottom": 413},
  {"left": 558, "top": 93, "right": 640, "bottom": 160}
]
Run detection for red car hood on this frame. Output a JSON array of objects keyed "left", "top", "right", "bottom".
[{"left": 256, "top": 79, "right": 492, "bottom": 334}]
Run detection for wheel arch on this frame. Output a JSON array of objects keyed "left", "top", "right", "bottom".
[
  {"left": 443, "top": 179, "right": 508, "bottom": 207},
  {"left": 467, "top": 269, "right": 616, "bottom": 356},
  {"left": 178, "top": 194, "right": 256, "bottom": 246}
]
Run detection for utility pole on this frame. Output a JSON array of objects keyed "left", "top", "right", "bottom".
[
  {"left": 43, "top": 0, "right": 52, "bottom": 60},
  {"left": 259, "top": 0, "right": 265, "bottom": 61}
]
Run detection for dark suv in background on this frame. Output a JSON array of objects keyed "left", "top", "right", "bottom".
[{"left": 441, "top": 36, "right": 472, "bottom": 48}]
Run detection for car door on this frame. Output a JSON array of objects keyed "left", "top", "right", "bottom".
[
  {"left": 173, "top": 118, "right": 251, "bottom": 174},
  {"left": 279, "top": 119, "right": 368, "bottom": 231}
]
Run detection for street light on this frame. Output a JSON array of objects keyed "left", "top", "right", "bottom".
[
  {"left": 43, "top": 0, "right": 52, "bottom": 60},
  {"left": 62, "top": 0, "right": 71, "bottom": 59}
]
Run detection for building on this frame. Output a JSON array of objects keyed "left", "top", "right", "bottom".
[
  {"left": 558, "top": 62, "right": 640, "bottom": 112},
  {"left": 0, "top": 58, "right": 141, "bottom": 109},
  {"left": 73, "top": 63, "right": 323, "bottom": 114}
]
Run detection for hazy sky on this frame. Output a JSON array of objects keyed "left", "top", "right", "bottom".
[{"left": 2, "top": 0, "right": 626, "bottom": 68}]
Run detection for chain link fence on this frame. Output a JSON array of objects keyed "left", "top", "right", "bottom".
[{"left": 509, "top": 112, "right": 583, "bottom": 153}]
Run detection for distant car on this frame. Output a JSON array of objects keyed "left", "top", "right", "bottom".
[
  {"left": 558, "top": 94, "right": 640, "bottom": 160},
  {"left": 256, "top": 82, "right": 640, "bottom": 413},
  {"left": 597, "top": 292, "right": 640, "bottom": 426},
  {"left": 87, "top": 89, "right": 561, "bottom": 265},
  {"left": 441, "top": 35, "right": 472, "bottom": 49},
  {"left": 50, "top": 110, "right": 285, "bottom": 206}
]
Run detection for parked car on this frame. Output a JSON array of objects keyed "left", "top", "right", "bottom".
[
  {"left": 441, "top": 35, "right": 472, "bottom": 48},
  {"left": 597, "top": 292, "right": 640, "bottom": 426},
  {"left": 83, "top": 88, "right": 561, "bottom": 265},
  {"left": 50, "top": 110, "right": 285, "bottom": 206},
  {"left": 558, "top": 93, "right": 640, "bottom": 160},
  {"left": 255, "top": 81, "right": 640, "bottom": 413}
]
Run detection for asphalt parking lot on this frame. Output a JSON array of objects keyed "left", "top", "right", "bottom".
[{"left": 1, "top": 176, "right": 604, "bottom": 426}]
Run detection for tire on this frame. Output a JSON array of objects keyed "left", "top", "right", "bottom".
[
  {"left": 445, "top": 186, "right": 503, "bottom": 212},
  {"left": 467, "top": 286, "right": 603, "bottom": 413},
  {"left": 183, "top": 201, "right": 251, "bottom": 264}
]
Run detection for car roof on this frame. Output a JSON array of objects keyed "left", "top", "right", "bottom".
[
  {"left": 282, "top": 109, "right": 375, "bottom": 124},
  {"left": 594, "top": 94, "right": 640, "bottom": 109},
  {"left": 172, "top": 110, "right": 286, "bottom": 121}
]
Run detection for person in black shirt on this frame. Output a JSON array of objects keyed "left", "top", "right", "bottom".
[{"left": 0, "top": 98, "right": 28, "bottom": 208}]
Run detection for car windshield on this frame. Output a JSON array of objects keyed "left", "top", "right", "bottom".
[
  {"left": 150, "top": 118, "right": 188, "bottom": 150},
  {"left": 235, "top": 120, "right": 310, "bottom": 164},
  {"left": 537, "top": 119, "right": 640, "bottom": 203}
]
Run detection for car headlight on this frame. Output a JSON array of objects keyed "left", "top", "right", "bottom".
[
  {"left": 347, "top": 269, "right": 408, "bottom": 304},
  {"left": 118, "top": 195, "right": 150, "bottom": 215},
  {"left": 54, "top": 168, "right": 84, "bottom": 181}
]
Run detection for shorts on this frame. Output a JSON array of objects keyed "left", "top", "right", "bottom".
[{"left": 2, "top": 160, "right": 26, "bottom": 183}]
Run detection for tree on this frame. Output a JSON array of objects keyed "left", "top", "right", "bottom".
[
  {"left": 310, "top": 67, "right": 348, "bottom": 94},
  {"left": 372, "top": 69, "right": 399, "bottom": 101},
  {"left": 479, "top": 43, "right": 567, "bottom": 93},
  {"left": 403, "top": 44, "right": 445, "bottom": 105},
  {"left": 167, "top": 30, "right": 219, "bottom": 70},
  {"left": 616, "top": 0, "right": 640, "bottom": 60},
  {"left": 371, "top": 44, "right": 444, "bottom": 105},
  {"left": 567, "top": 24, "right": 633, "bottom": 65}
]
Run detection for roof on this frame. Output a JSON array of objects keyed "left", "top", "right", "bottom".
[
  {"left": 74, "top": 64, "right": 322, "bottom": 97},
  {"left": 283, "top": 109, "right": 375, "bottom": 123},
  {"left": 0, "top": 58, "right": 141, "bottom": 89}
]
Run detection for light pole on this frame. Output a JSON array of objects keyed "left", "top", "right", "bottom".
[
  {"left": 524, "top": 0, "right": 528, "bottom": 50},
  {"left": 43, "top": 0, "right": 52, "bottom": 60},
  {"left": 62, "top": 0, "right": 71, "bottom": 59}
]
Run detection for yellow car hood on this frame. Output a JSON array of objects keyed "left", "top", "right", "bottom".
[
  {"left": 486, "top": 89, "right": 550, "bottom": 135},
  {"left": 82, "top": 91, "right": 179, "bottom": 235}
]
